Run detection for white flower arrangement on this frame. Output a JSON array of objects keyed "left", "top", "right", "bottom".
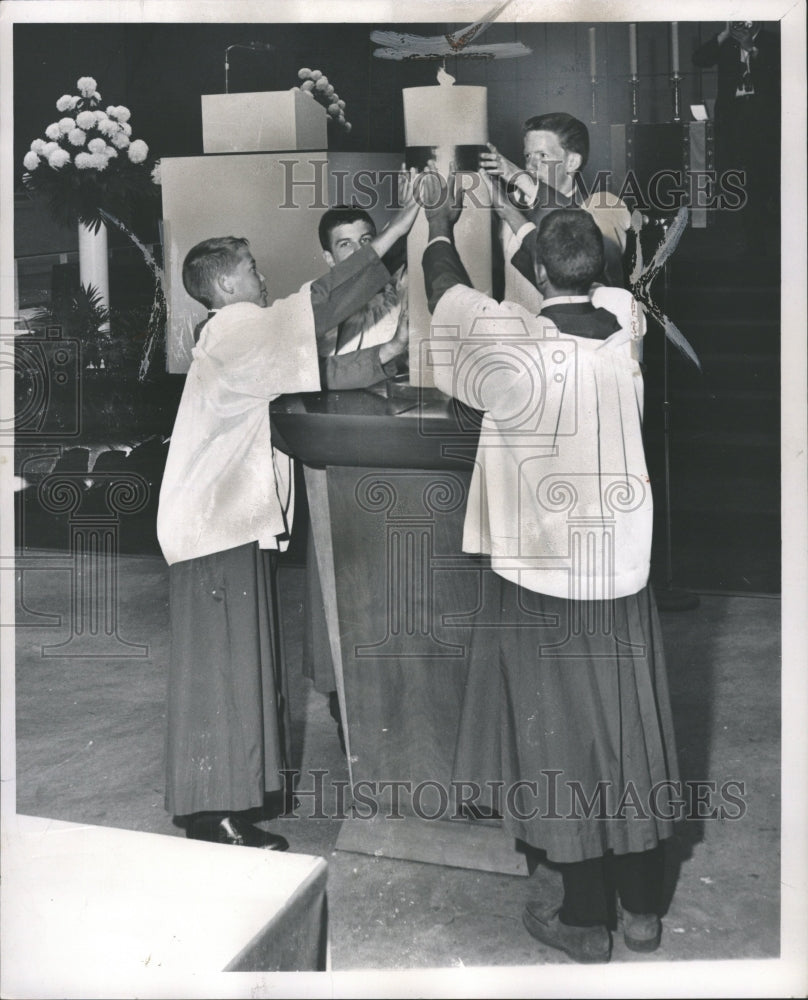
[
  {"left": 295, "top": 67, "right": 352, "bottom": 132},
  {"left": 22, "top": 75, "right": 157, "bottom": 230}
]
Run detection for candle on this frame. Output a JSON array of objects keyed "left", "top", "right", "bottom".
[
  {"left": 402, "top": 77, "right": 490, "bottom": 387},
  {"left": 402, "top": 84, "right": 488, "bottom": 147},
  {"left": 629, "top": 23, "right": 638, "bottom": 77},
  {"left": 671, "top": 22, "right": 680, "bottom": 75},
  {"left": 589, "top": 26, "right": 597, "bottom": 78}
]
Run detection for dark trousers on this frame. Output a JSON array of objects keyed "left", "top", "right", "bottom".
[{"left": 559, "top": 844, "right": 666, "bottom": 927}]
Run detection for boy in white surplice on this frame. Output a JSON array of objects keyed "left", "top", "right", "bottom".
[
  {"left": 157, "top": 193, "right": 419, "bottom": 849},
  {"left": 422, "top": 178, "right": 679, "bottom": 964}
]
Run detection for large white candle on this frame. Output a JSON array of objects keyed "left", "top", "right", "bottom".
[
  {"left": 589, "top": 26, "right": 597, "bottom": 78},
  {"left": 671, "top": 22, "right": 680, "bottom": 75},
  {"left": 402, "top": 75, "right": 491, "bottom": 388},
  {"left": 629, "top": 23, "right": 638, "bottom": 77},
  {"left": 402, "top": 85, "right": 487, "bottom": 147}
]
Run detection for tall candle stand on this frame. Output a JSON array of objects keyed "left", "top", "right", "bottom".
[
  {"left": 590, "top": 77, "right": 598, "bottom": 124},
  {"left": 670, "top": 73, "right": 682, "bottom": 122},
  {"left": 630, "top": 75, "right": 640, "bottom": 123},
  {"left": 652, "top": 216, "right": 699, "bottom": 613}
]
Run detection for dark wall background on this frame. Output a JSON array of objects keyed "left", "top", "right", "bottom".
[
  {"left": 13, "top": 19, "right": 779, "bottom": 252},
  {"left": 16, "top": 20, "right": 774, "bottom": 165}
]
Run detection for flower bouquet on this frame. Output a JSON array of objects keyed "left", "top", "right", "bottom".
[
  {"left": 22, "top": 76, "right": 158, "bottom": 232},
  {"left": 22, "top": 77, "right": 166, "bottom": 379}
]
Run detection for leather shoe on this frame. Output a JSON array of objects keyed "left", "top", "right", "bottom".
[
  {"left": 622, "top": 910, "right": 662, "bottom": 952},
  {"left": 187, "top": 814, "right": 289, "bottom": 851},
  {"left": 522, "top": 902, "right": 611, "bottom": 964}
]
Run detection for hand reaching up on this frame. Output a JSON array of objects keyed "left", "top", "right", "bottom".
[
  {"left": 479, "top": 142, "right": 520, "bottom": 184},
  {"left": 371, "top": 166, "right": 422, "bottom": 259},
  {"left": 478, "top": 168, "right": 529, "bottom": 236},
  {"left": 421, "top": 166, "right": 464, "bottom": 237}
]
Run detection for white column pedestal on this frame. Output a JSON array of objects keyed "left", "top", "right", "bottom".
[{"left": 78, "top": 220, "right": 110, "bottom": 331}]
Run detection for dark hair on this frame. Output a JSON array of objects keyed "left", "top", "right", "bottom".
[
  {"left": 318, "top": 205, "right": 376, "bottom": 251},
  {"left": 534, "top": 209, "right": 604, "bottom": 292},
  {"left": 522, "top": 112, "right": 590, "bottom": 169},
  {"left": 182, "top": 236, "right": 249, "bottom": 309}
]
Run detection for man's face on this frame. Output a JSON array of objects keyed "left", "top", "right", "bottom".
[
  {"left": 228, "top": 247, "right": 267, "bottom": 307},
  {"left": 523, "top": 129, "right": 582, "bottom": 195},
  {"left": 324, "top": 220, "right": 376, "bottom": 267}
]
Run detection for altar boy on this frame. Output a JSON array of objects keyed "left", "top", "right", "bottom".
[
  {"left": 422, "top": 176, "right": 677, "bottom": 962},
  {"left": 157, "top": 193, "right": 419, "bottom": 848}
]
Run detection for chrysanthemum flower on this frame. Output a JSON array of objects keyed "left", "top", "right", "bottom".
[
  {"left": 77, "top": 76, "right": 98, "bottom": 97},
  {"left": 48, "top": 148, "right": 71, "bottom": 169},
  {"left": 76, "top": 111, "right": 97, "bottom": 130},
  {"left": 127, "top": 139, "right": 149, "bottom": 163}
]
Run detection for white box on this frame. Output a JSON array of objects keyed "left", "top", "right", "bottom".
[{"left": 202, "top": 90, "right": 327, "bottom": 153}]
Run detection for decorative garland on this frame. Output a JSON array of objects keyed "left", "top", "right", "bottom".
[{"left": 295, "top": 68, "right": 352, "bottom": 132}]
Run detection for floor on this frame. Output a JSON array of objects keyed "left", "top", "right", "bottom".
[{"left": 10, "top": 547, "right": 788, "bottom": 991}]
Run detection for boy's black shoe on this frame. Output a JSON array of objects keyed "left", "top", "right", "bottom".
[{"left": 187, "top": 814, "right": 289, "bottom": 851}]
